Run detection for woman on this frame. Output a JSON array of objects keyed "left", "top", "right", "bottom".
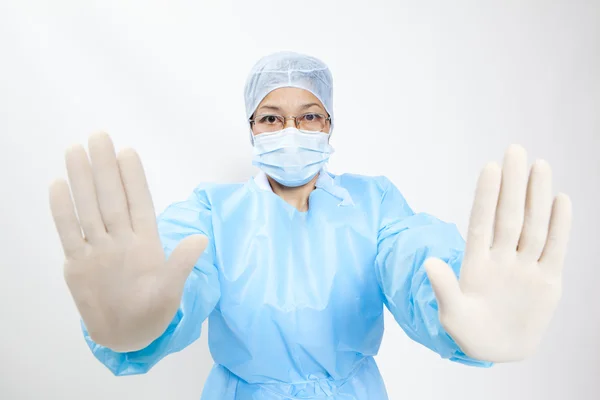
[{"left": 49, "top": 51, "right": 572, "bottom": 399}]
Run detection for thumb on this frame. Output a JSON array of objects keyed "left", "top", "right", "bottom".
[
  {"left": 424, "top": 257, "right": 462, "bottom": 315},
  {"left": 165, "top": 234, "right": 209, "bottom": 283}
]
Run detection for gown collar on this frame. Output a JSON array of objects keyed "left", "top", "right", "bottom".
[{"left": 253, "top": 169, "right": 354, "bottom": 206}]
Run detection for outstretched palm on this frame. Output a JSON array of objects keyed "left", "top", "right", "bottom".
[
  {"left": 425, "top": 145, "right": 572, "bottom": 363},
  {"left": 49, "top": 133, "right": 208, "bottom": 352}
]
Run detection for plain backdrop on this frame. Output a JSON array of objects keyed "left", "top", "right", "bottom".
[{"left": 1, "top": 1, "right": 599, "bottom": 399}]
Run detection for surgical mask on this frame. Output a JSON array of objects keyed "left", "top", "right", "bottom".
[{"left": 252, "top": 127, "right": 334, "bottom": 187}]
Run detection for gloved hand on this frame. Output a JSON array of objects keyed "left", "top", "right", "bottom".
[
  {"left": 49, "top": 132, "right": 208, "bottom": 352},
  {"left": 425, "top": 145, "right": 572, "bottom": 363}
]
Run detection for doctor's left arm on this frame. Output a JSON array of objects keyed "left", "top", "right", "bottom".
[
  {"left": 374, "top": 177, "right": 492, "bottom": 367},
  {"left": 81, "top": 187, "right": 221, "bottom": 376}
]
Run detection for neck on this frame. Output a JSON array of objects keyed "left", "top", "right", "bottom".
[{"left": 267, "top": 174, "right": 320, "bottom": 212}]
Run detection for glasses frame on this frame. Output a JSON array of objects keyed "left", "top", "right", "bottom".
[{"left": 249, "top": 112, "right": 332, "bottom": 133}]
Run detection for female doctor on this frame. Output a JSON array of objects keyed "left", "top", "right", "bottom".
[{"left": 49, "top": 51, "right": 572, "bottom": 399}]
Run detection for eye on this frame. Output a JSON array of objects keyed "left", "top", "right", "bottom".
[
  {"left": 303, "top": 113, "right": 322, "bottom": 122},
  {"left": 258, "top": 115, "right": 281, "bottom": 124}
]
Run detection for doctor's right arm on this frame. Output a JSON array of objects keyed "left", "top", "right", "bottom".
[
  {"left": 49, "top": 133, "right": 220, "bottom": 376},
  {"left": 82, "top": 188, "right": 221, "bottom": 376}
]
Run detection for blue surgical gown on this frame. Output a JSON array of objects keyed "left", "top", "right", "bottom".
[{"left": 82, "top": 171, "right": 492, "bottom": 399}]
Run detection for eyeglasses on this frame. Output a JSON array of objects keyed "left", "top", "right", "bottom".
[{"left": 249, "top": 113, "right": 331, "bottom": 133}]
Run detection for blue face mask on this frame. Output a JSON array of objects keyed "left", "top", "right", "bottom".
[{"left": 252, "top": 127, "right": 334, "bottom": 187}]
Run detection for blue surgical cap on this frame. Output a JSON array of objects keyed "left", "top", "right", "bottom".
[{"left": 244, "top": 51, "right": 334, "bottom": 143}]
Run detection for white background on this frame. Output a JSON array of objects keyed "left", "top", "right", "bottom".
[{"left": 1, "top": 1, "right": 599, "bottom": 399}]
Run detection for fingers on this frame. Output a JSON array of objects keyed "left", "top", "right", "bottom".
[
  {"left": 492, "top": 145, "right": 529, "bottom": 252},
  {"left": 517, "top": 160, "right": 553, "bottom": 260},
  {"left": 49, "top": 179, "right": 85, "bottom": 257},
  {"left": 65, "top": 144, "right": 106, "bottom": 241},
  {"left": 117, "top": 148, "right": 158, "bottom": 235},
  {"left": 465, "top": 162, "right": 502, "bottom": 259},
  {"left": 424, "top": 257, "right": 462, "bottom": 316},
  {"left": 539, "top": 194, "right": 572, "bottom": 275},
  {"left": 88, "top": 133, "right": 132, "bottom": 234}
]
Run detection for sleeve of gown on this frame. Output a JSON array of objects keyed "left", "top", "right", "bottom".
[
  {"left": 374, "top": 177, "right": 492, "bottom": 367},
  {"left": 81, "top": 186, "right": 222, "bottom": 376}
]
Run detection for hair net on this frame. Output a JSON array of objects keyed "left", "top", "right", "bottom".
[{"left": 244, "top": 51, "right": 334, "bottom": 143}]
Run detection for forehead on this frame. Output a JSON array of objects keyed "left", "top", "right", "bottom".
[{"left": 256, "top": 87, "right": 325, "bottom": 110}]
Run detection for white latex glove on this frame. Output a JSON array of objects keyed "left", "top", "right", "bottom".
[
  {"left": 425, "top": 145, "right": 572, "bottom": 363},
  {"left": 49, "top": 133, "right": 208, "bottom": 352}
]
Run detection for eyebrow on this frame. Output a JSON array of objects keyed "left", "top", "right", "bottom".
[
  {"left": 256, "top": 105, "right": 282, "bottom": 112},
  {"left": 257, "top": 103, "right": 324, "bottom": 114},
  {"left": 299, "top": 103, "right": 323, "bottom": 111}
]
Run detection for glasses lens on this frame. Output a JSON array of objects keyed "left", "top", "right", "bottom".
[
  {"left": 298, "top": 113, "right": 326, "bottom": 131},
  {"left": 254, "top": 115, "right": 284, "bottom": 133}
]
